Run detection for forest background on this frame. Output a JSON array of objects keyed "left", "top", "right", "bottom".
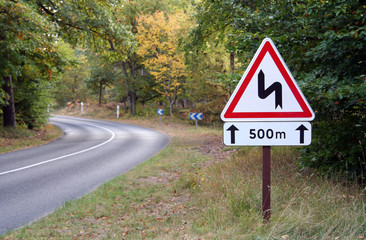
[{"left": 0, "top": 0, "right": 365, "bottom": 181}]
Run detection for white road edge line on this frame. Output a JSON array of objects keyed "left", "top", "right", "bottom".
[{"left": 0, "top": 123, "right": 116, "bottom": 177}]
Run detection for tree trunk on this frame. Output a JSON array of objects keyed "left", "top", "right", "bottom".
[
  {"left": 169, "top": 101, "right": 174, "bottom": 116},
  {"left": 129, "top": 92, "right": 137, "bottom": 115},
  {"left": 72, "top": 77, "right": 77, "bottom": 101},
  {"left": 230, "top": 51, "right": 235, "bottom": 72},
  {"left": 183, "top": 98, "right": 189, "bottom": 108},
  {"left": 98, "top": 81, "right": 103, "bottom": 105},
  {"left": 122, "top": 61, "right": 137, "bottom": 115},
  {"left": 122, "top": 96, "right": 127, "bottom": 113},
  {"left": 167, "top": 95, "right": 174, "bottom": 116},
  {"left": 2, "top": 76, "right": 16, "bottom": 128}
]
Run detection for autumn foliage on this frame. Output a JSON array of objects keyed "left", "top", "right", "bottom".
[{"left": 137, "top": 11, "right": 191, "bottom": 116}]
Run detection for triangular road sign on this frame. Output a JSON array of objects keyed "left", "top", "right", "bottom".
[{"left": 221, "top": 38, "right": 315, "bottom": 122}]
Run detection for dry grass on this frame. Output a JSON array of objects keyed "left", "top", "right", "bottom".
[
  {"left": 0, "top": 124, "right": 62, "bottom": 154},
  {"left": 188, "top": 146, "right": 365, "bottom": 239}
]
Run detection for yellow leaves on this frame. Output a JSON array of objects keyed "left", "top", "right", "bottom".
[
  {"left": 137, "top": 11, "right": 190, "bottom": 55},
  {"left": 137, "top": 10, "right": 191, "bottom": 103}
]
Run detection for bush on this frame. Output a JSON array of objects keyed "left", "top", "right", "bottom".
[
  {"left": 14, "top": 77, "right": 52, "bottom": 129},
  {"left": 298, "top": 75, "right": 366, "bottom": 182},
  {"left": 299, "top": 120, "right": 365, "bottom": 182}
]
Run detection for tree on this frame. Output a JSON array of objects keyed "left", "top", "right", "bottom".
[
  {"left": 87, "top": 54, "right": 118, "bottom": 105},
  {"left": 14, "top": 64, "right": 54, "bottom": 129},
  {"left": 52, "top": 43, "right": 90, "bottom": 107},
  {"left": 182, "top": 0, "right": 245, "bottom": 120},
  {"left": 190, "top": 0, "right": 366, "bottom": 180},
  {"left": 137, "top": 11, "right": 191, "bottom": 116},
  {"left": 108, "top": 0, "right": 187, "bottom": 115},
  {"left": 0, "top": 0, "right": 65, "bottom": 127},
  {"left": 233, "top": 0, "right": 366, "bottom": 180},
  {"left": 183, "top": 37, "right": 240, "bottom": 121},
  {"left": 0, "top": 0, "right": 131, "bottom": 127},
  {"left": 185, "top": 0, "right": 240, "bottom": 72}
]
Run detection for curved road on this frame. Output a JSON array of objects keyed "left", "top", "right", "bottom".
[{"left": 0, "top": 116, "right": 169, "bottom": 235}]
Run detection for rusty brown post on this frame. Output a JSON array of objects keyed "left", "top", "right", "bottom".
[{"left": 262, "top": 146, "right": 271, "bottom": 222}]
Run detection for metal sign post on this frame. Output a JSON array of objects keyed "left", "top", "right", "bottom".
[
  {"left": 157, "top": 109, "right": 163, "bottom": 126},
  {"left": 190, "top": 113, "right": 203, "bottom": 129},
  {"left": 220, "top": 38, "right": 315, "bottom": 223},
  {"left": 262, "top": 146, "right": 271, "bottom": 222}
]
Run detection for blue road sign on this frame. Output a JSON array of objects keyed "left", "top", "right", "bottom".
[
  {"left": 190, "top": 113, "right": 203, "bottom": 120},
  {"left": 157, "top": 109, "right": 163, "bottom": 115}
]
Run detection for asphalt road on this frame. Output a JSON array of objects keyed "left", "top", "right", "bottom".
[{"left": 0, "top": 116, "right": 169, "bottom": 235}]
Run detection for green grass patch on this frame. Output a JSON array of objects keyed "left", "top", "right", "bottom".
[{"left": 2, "top": 109, "right": 365, "bottom": 239}]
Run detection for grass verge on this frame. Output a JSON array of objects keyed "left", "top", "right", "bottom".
[
  {"left": 1, "top": 107, "right": 365, "bottom": 239},
  {"left": 0, "top": 124, "right": 62, "bottom": 154}
]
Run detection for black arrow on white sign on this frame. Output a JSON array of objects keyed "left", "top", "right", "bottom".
[
  {"left": 226, "top": 125, "right": 239, "bottom": 144},
  {"left": 296, "top": 124, "right": 308, "bottom": 144},
  {"left": 258, "top": 70, "right": 282, "bottom": 109}
]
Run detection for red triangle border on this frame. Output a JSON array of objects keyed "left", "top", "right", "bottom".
[{"left": 223, "top": 40, "right": 313, "bottom": 120}]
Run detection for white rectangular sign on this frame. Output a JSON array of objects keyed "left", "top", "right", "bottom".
[{"left": 223, "top": 122, "right": 312, "bottom": 146}]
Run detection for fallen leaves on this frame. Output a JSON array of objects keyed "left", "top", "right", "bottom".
[{"left": 122, "top": 228, "right": 128, "bottom": 237}]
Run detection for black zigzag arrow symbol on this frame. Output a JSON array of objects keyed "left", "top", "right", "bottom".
[{"left": 258, "top": 70, "right": 282, "bottom": 109}]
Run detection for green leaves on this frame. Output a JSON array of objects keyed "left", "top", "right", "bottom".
[
  {"left": 0, "top": 0, "right": 134, "bottom": 126},
  {"left": 189, "top": 0, "right": 366, "bottom": 180}
]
